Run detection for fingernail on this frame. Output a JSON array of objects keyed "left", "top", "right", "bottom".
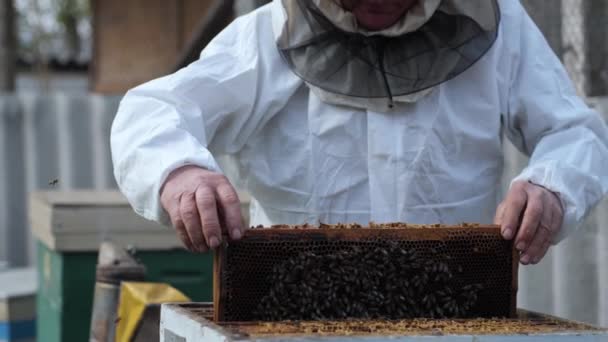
[
  {"left": 532, "top": 256, "right": 541, "bottom": 264},
  {"left": 232, "top": 229, "right": 242, "bottom": 240},
  {"left": 209, "top": 236, "right": 220, "bottom": 249},
  {"left": 521, "top": 254, "right": 530, "bottom": 264},
  {"left": 516, "top": 242, "right": 526, "bottom": 251},
  {"left": 503, "top": 228, "right": 513, "bottom": 240}
]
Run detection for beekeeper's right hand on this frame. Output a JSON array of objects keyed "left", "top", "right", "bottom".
[{"left": 160, "top": 165, "right": 245, "bottom": 252}]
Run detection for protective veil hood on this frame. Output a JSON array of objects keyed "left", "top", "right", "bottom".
[{"left": 272, "top": 0, "right": 500, "bottom": 112}]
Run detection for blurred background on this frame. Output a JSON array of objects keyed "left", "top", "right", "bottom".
[{"left": 0, "top": 0, "right": 607, "bottom": 341}]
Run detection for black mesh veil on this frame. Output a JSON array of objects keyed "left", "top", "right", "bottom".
[{"left": 277, "top": 0, "right": 501, "bottom": 106}]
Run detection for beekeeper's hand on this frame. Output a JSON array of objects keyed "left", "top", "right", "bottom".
[
  {"left": 160, "top": 165, "right": 245, "bottom": 252},
  {"left": 494, "top": 180, "right": 564, "bottom": 265}
]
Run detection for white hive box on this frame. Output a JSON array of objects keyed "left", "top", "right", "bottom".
[
  {"left": 0, "top": 268, "right": 36, "bottom": 342},
  {"left": 29, "top": 191, "right": 251, "bottom": 252},
  {"left": 160, "top": 303, "right": 608, "bottom": 342},
  {"left": 29, "top": 191, "right": 181, "bottom": 251}
]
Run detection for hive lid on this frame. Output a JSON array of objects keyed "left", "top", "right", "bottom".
[
  {"left": 29, "top": 190, "right": 250, "bottom": 252},
  {"left": 29, "top": 191, "right": 181, "bottom": 252},
  {"left": 30, "top": 191, "right": 130, "bottom": 206}
]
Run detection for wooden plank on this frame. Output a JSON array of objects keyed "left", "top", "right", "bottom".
[
  {"left": 92, "top": 0, "right": 177, "bottom": 93},
  {"left": 511, "top": 244, "right": 520, "bottom": 318},
  {"left": 212, "top": 245, "right": 224, "bottom": 323},
  {"left": 91, "top": 0, "right": 220, "bottom": 93},
  {"left": 237, "top": 225, "right": 501, "bottom": 241}
]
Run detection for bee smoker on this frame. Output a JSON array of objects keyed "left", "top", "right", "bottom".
[{"left": 89, "top": 241, "right": 146, "bottom": 342}]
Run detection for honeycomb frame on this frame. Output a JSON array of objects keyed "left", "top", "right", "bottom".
[{"left": 213, "top": 223, "right": 519, "bottom": 322}]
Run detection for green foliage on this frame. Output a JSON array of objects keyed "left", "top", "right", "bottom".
[{"left": 55, "top": 0, "right": 89, "bottom": 26}]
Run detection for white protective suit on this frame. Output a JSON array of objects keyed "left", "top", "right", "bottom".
[{"left": 111, "top": 0, "right": 608, "bottom": 242}]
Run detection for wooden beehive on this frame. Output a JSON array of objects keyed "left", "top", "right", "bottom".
[{"left": 213, "top": 223, "right": 519, "bottom": 322}]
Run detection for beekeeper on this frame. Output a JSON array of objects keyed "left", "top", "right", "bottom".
[{"left": 111, "top": 0, "right": 608, "bottom": 265}]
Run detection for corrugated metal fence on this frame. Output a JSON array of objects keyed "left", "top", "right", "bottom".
[
  {"left": 0, "top": 93, "right": 121, "bottom": 267},
  {"left": 0, "top": 93, "right": 607, "bottom": 327}
]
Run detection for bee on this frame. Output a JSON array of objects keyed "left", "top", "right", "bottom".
[{"left": 48, "top": 179, "right": 59, "bottom": 187}]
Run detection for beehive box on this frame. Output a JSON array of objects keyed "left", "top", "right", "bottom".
[
  {"left": 214, "top": 223, "right": 519, "bottom": 322},
  {"left": 0, "top": 268, "right": 36, "bottom": 342},
  {"left": 160, "top": 303, "right": 608, "bottom": 341},
  {"left": 29, "top": 191, "right": 220, "bottom": 342}
]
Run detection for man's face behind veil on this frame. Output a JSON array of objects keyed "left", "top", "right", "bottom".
[{"left": 339, "top": 0, "right": 419, "bottom": 30}]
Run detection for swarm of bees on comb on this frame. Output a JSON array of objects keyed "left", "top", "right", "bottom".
[{"left": 254, "top": 242, "right": 483, "bottom": 321}]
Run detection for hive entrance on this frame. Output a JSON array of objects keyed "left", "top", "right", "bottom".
[{"left": 213, "top": 223, "right": 517, "bottom": 322}]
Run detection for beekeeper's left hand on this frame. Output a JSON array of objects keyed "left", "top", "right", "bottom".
[{"left": 494, "top": 180, "right": 564, "bottom": 265}]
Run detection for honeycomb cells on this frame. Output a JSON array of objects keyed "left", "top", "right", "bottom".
[
  {"left": 225, "top": 317, "right": 597, "bottom": 337},
  {"left": 216, "top": 224, "right": 514, "bottom": 322}
]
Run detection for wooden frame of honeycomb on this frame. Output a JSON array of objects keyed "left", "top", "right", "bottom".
[{"left": 213, "top": 223, "right": 519, "bottom": 322}]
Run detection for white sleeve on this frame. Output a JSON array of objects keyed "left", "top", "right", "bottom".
[
  {"left": 503, "top": 1, "right": 608, "bottom": 242},
  {"left": 110, "top": 8, "right": 301, "bottom": 225}
]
